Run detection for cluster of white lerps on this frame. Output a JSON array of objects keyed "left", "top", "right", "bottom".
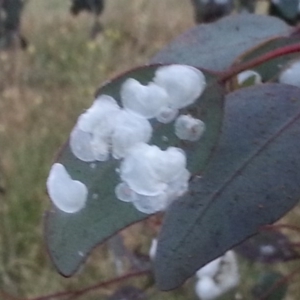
[
  {"left": 195, "top": 251, "right": 240, "bottom": 300},
  {"left": 47, "top": 64, "right": 207, "bottom": 214},
  {"left": 149, "top": 239, "right": 240, "bottom": 300}
]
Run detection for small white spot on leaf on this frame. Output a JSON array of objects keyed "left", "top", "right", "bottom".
[
  {"left": 237, "top": 70, "right": 262, "bottom": 85},
  {"left": 175, "top": 114, "right": 206, "bottom": 141},
  {"left": 156, "top": 106, "right": 178, "bottom": 124},
  {"left": 46, "top": 163, "right": 87, "bottom": 213}
]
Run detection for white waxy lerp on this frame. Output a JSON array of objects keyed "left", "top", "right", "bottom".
[
  {"left": 121, "top": 78, "right": 169, "bottom": 119},
  {"left": 237, "top": 70, "right": 262, "bottom": 85},
  {"left": 112, "top": 110, "right": 152, "bottom": 159},
  {"left": 46, "top": 163, "right": 88, "bottom": 213},
  {"left": 154, "top": 64, "right": 206, "bottom": 109},
  {"left": 77, "top": 95, "right": 120, "bottom": 133},
  {"left": 195, "top": 277, "right": 223, "bottom": 300},
  {"left": 117, "top": 143, "right": 190, "bottom": 214},
  {"left": 279, "top": 60, "right": 300, "bottom": 87},
  {"left": 70, "top": 126, "right": 96, "bottom": 162},
  {"left": 149, "top": 238, "right": 158, "bottom": 260},
  {"left": 196, "top": 256, "right": 222, "bottom": 279},
  {"left": 175, "top": 114, "right": 206, "bottom": 141}
]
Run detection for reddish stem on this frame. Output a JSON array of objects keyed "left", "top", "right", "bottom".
[
  {"left": 262, "top": 224, "right": 300, "bottom": 233},
  {"left": 27, "top": 269, "right": 151, "bottom": 300},
  {"left": 219, "top": 43, "right": 300, "bottom": 83}
]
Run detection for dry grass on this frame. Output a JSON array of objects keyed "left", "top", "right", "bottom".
[
  {"left": 1, "top": 0, "right": 300, "bottom": 299},
  {"left": 0, "top": 0, "right": 194, "bottom": 299}
]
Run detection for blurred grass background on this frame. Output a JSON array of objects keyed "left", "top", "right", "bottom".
[
  {"left": 1, "top": 1, "right": 300, "bottom": 299},
  {"left": 0, "top": 0, "right": 195, "bottom": 298}
]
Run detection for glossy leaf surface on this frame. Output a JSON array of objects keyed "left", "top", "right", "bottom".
[
  {"left": 154, "top": 83, "right": 300, "bottom": 290},
  {"left": 45, "top": 65, "right": 224, "bottom": 276}
]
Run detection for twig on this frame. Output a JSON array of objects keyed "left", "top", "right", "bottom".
[
  {"left": 262, "top": 223, "right": 300, "bottom": 233},
  {"left": 0, "top": 290, "right": 21, "bottom": 300},
  {"left": 27, "top": 269, "right": 151, "bottom": 300}
]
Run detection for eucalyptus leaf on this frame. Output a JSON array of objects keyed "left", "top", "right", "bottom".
[
  {"left": 154, "top": 83, "right": 300, "bottom": 290},
  {"left": 151, "top": 14, "right": 290, "bottom": 71},
  {"left": 233, "top": 36, "right": 300, "bottom": 82},
  {"left": 45, "top": 65, "right": 224, "bottom": 276}
]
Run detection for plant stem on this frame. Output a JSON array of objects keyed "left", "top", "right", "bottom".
[
  {"left": 27, "top": 269, "right": 151, "bottom": 300},
  {"left": 219, "top": 43, "right": 300, "bottom": 83}
]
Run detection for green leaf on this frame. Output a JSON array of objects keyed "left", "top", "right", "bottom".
[
  {"left": 233, "top": 36, "right": 300, "bottom": 82},
  {"left": 151, "top": 14, "right": 290, "bottom": 71},
  {"left": 154, "top": 83, "right": 300, "bottom": 290},
  {"left": 45, "top": 65, "right": 224, "bottom": 277}
]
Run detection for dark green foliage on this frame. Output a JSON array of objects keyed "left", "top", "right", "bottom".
[
  {"left": 234, "top": 36, "right": 300, "bottom": 82},
  {"left": 45, "top": 66, "right": 224, "bottom": 276},
  {"left": 154, "top": 84, "right": 300, "bottom": 290}
]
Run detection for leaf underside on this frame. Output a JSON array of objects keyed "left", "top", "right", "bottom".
[
  {"left": 154, "top": 83, "right": 300, "bottom": 290},
  {"left": 45, "top": 65, "right": 224, "bottom": 277}
]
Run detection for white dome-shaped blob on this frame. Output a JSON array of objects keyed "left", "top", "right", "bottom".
[
  {"left": 195, "top": 277, "right": 222, "bottom": 300},
  {"left": 196, "top": 257, "right": 222, "bottom": 279},
  {"left": 154, "top": 65, "right": 206, "bottom": 109},
  {"left": 149, "top": 238, "right": 158, "bottom": 260},
  {"left": 237, "top": 70, "right": 262, "bottom": 85},
  {"left": 118, "top": 143, "right": 190, "bottom": 213},
  {"left": 120, "top": 143, "right": 188, "bottom": 196},
  {"left": 121, "top": 78, "right": 169, "bottom": 119},
  {"left": 77, "top": 95, "right": 120, "bottom": 133},
  {"left": 47, "top": 163, "right": 88, "bottom": 213},
  {"left": 120, "top": 144, "right": 168, "bottom": 196},
  {"left": 150, "top": 147, "right": 187, "bottom": 182},
  {"left": 167, "top": 169, "right": 190, "bottom": 200},
  {"left": 112, "top": 110, "right": 152, "bottom": 159},
  {"left": 90, "top": 109, "right": 124, "bottom": 161},
  {"left": 156, "top": 106, "right": 178, "bottom": 124},
  {"left": 90, "top": 135, "right": 110, "bottom": 161},
  {"left": 175, "top": 114, "right": 206, "bottom": 141},
  {"left": 279, "top": 60, "right": 300, "bottom": 87},
  {"left": 115, "top": 182, "right": 137, "bottom": 202},
  {"left": 70, "top": 126, "right": 96, "bottom": 162},
  {"left": 133, "top": 192, "right": 169, "bottom": 214},
  {"left": 215, "top": 251, "right": 240, "bottom": 292}
]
